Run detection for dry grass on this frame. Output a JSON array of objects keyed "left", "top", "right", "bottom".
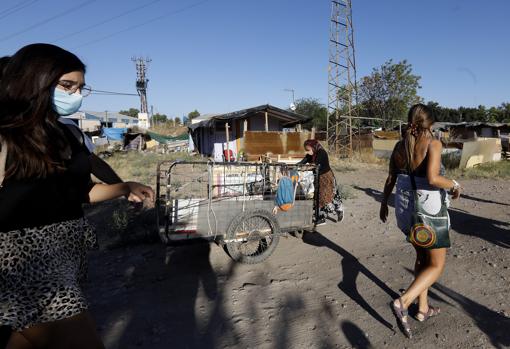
[
  {"left": 330, "top": 149, "right": 388, "bottom": 173},
  {"left": 447, "top": 160, "right": 510, "bottom": 180},
  {"left": 104, "top": 151, "right": 195, "bottom": 187},
  {"left": 87, "top": 151, "right": 195, "bottom": 249},
  {"left": 337, "top": 183, "right": 357, "bottom": 200},
  {"left": 149, "top": 124, "right": 187, "bottom": 136}
]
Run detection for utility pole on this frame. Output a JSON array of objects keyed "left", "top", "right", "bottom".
[
  {"left": 284, "top": 88, "right": 295, "bottom": 103},
  {"left": 132, "top": 56, "right": 151, "bottom": 129},
  {"left": 327, "top": 0, "right": 358, "bottom": 157}
]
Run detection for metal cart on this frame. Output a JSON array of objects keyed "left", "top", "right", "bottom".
[{"left": 155, "top": 161, "right": 320, "bottom": 264}]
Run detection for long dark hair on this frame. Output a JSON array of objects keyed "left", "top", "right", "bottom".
[
  {"left": 0, "top": 56, "right": 9, "bottom": 78},
  {"left": 404, "top": 103, "right": 435, "bottom": 169},
  {"left": 0, "top": 43, "right": 86, "bottom": 179}
]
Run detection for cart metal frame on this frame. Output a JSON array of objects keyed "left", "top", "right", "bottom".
[{"left": 155, "top": 161, "right": 320, "bottom": 263}]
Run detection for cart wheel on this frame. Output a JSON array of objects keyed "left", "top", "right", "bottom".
[{"left": 224, "top": 210, "right": 280, "bottom": 264}]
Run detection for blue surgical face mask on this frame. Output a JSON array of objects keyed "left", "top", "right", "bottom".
[{"left": 52, "top": 88, "right": 83, "bottom": 116}]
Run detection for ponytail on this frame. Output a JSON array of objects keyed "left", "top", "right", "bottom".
[{"left": 405, "top": 104, "right": 435, "bottom": 171}]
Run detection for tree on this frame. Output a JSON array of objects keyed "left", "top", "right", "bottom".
[
  {"left": 425, "top": 101, "right": 510, "bottom": 123},
  {"left": 498, "top": 103, "right": 510, "bottom": 122},
  {"left": 119, "top": 108, "right": 140, "bottom": 118},
  {"left": 174, "top": 116, "right": 181, "bottom": 125},
  {"left": 188, "top": 109, "right": 200, "bottom": 121},
  {"left": 294, "top": 98, "right": 328, "bottom": 131},
  {"left": 358, "top": 59, "right": 422, "bottom": 125},
  {"left": 426, "top": 101, "right": 462, "bottom": 123},
  {"left": 152, "top": 113, "right": 167, "bottom": 124}
]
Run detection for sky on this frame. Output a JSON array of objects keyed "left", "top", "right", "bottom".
[{"left": 1, "top": 0, "right": 509, "bottom": 119}]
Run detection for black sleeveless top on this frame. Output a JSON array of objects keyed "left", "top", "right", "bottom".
[
  {"left": 391, "top": 141, "right": 446, "bottom": 178},
  {"left": 0, "top": 125, "right": 93, "bottom": 232}
]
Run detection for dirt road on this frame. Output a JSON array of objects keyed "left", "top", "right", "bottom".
[{"left": 84, "top": 166, "right": 510, "bottom": 349}]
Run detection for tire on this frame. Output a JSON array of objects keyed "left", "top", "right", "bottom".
[{"left": 224, "top": 209, "right": 280, "bottom": 264}]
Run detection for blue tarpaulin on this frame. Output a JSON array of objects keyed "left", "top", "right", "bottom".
[{"left": 102, "top": 128, "right": 127, "bottom": 141}]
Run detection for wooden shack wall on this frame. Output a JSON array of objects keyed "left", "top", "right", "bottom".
[{"left": 243, "top": 131, "right": 312, "bottom": 157}]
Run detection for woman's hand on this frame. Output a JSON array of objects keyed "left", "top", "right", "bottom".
[
  {"left": 449, "top": 179, "right": 462, "bottom": 200},
  {"left": 451, "top": 187, "right": 461, "bottom": 200},
  {"left": 380, "top": 202, "right": 389, "bottom": 222},
  {"left": 126, "top": 182, "right": 154, "bottom": 204}
]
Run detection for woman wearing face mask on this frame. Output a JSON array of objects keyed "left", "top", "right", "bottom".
[
  {"left": 297, "top": 139, "right": 343, "bottom": 223},
  {"left": 0, "top": 44, "right": 154, "bottom": 349}
]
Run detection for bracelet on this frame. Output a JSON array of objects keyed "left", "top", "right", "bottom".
[{"left": 451, "top": 179, "right": 460, "bottom": 191}]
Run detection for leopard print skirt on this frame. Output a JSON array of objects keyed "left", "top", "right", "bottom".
[
  {"left": 318, "top": 170, "right": 335, "bottom": 208},
  {"left": 0, "top": 218, "right": 97, "bottom": 331}
]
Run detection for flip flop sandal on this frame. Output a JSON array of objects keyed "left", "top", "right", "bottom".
[
  {"left": 415, "top": 305, "right": 441, "bottom": 322},
  {"left": 390, "top": 298, "right": 412, "bottom": 338}
]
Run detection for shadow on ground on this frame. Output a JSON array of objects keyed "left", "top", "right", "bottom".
[
  {"left": 86, "top": 242, "right": 241, "bottom": 349},
  {"left": 302, "top": 232, "right": 398, "bottom": 331},
  {"left": 432, "top": 282, "right": 510, "bottom": 349},
  {"left": 353, "top": 185, "right": 510, "bottom": 248}
]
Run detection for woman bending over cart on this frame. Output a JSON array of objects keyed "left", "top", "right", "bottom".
[{"left": 297, "top": 139, "right": 343, "bottom": 223}]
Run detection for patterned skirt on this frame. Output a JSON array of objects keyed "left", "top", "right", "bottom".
[
  {"left": 0, "top": 218, "right": 97, "bottom": 330},
  {"left": 319, "top": 170, "right": 336, "bottom": 208}
]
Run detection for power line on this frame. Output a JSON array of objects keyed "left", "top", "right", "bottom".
[
  {"left": 52, "top": 0, "right": 162, "bottom": 43},
  {"left": 0, "top": 0, "right": 97, "bottom": 43},
  {"left": 90, "top": 89, "right": 138, "bottom": 96},
  {"left": 72, "top": 0, "right": 211, "bottom": 49},
  {"left": 0, "top": 0, "right": 39, "bottom": 20}
]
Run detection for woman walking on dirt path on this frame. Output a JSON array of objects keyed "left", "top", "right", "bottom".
[
  {"left": 0, "top": 44, "right": 154, "bottom": 349},
  {"left": 379, "top": 103, "right": 461, "bottom": 338},
  {"left": 298, "top": 139, "right": 343, "bottom": 223}
]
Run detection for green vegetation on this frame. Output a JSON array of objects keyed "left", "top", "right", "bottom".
[
  {"left": 295, "top": 59, "right": 509, "bottom": 130},
  {"left": 187, "top": 109, "right": 200, "bottom": 124},
  {"left": 358, "top": 59, "right": 422, "bottom": 124},
  {"left": 152, "top": 113, "right": 168, "bottom": 124},
  {"left": 295, "top": 97, "right": 328, "bottom": 130},
  {"left": 447, "top": 160, "right": 510, "bottom": 180},
  {"left": 119, "top": 107, "right": 140, "bottom": 118},
  {"left": 427, "top": 101, "right": 510, "bottom": 123}
]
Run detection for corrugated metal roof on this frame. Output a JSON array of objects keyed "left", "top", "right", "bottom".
[
  {"left": 189, "top": 104, "right": 311, "bottom": 131},
  {"left": 433, "top": 121, "right": 510, "bottom": 130},
  {"left": 191, "top": 113, "right": 220, "bottom": 123},
  {"left": 66, "top": 111, "right": 139, "bottom": 122}
]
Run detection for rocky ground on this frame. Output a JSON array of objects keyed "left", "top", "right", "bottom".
[{"left": 84, "top": 165, "right": 510, "bottom": 349}]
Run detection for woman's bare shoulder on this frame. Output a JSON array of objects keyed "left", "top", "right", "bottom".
[{"left": 429, "top": 139, "right": 443, "bottom": 151}]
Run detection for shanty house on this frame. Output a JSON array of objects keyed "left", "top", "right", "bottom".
[
  {"left": 64, "top": 111, "right": 139, "bottom": 132},
  {"left": 188, "top": 104, "right": 311, "bottom": 161},
  {"left": 431, "top": 122, "right": 509, "bottom": 167}
]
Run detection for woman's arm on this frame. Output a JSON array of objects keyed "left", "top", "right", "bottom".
[
  {"left": 88, "top": 181, "right": 154, "bottom": 204},
  {"left": 380, "top": 151, "right": 397, "bottom": 222},
  {"left": 297, "top": 154, "right": 311, "bottom": 165},
  {"left": 427, "top": 139, "right": 461, "bottom": 199}
]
